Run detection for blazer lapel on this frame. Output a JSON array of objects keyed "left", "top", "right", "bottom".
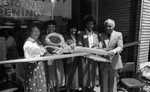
[{"left": 108, "top": 31, "right": 115, "bottom": 48}]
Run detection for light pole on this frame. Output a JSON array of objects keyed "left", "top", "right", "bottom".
[{"left": 50, "top": 0, "right": 55, "bottom": 20}]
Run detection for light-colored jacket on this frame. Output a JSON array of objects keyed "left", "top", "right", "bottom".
[{"left": 99, "top": 30, "right": 123, "bottom": 69}]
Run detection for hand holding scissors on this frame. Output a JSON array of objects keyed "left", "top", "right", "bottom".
[{"left": 44, "top": 32, "right": 110, "bottom": 62}]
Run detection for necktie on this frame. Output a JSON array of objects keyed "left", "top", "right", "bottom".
[{"left": 107, "top": 34, "right": 111, "bottom": 39}]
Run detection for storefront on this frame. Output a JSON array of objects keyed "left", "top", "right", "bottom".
[
  {"left": 0, "top": 0, "right": 72, "bottom": 57},
  {"left": 74, "top": 0, "right": 141, "bottom": 64},
  {"left": 0, "top": 0, "right": 150, "bottom": 91},
  {"left": 0, "top": 0, "right": 149, "bottom": 72},
  {"left": 0, "top": 0, "right": 71, "bottom": 29},
  {"left": 74, "top": 0, "right": 150, "bottom": 69}
]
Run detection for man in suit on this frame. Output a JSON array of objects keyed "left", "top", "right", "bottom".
[
  {"left": 77, "top": 15, "right": 99, "bottom": 92},
  {"left": 99, "top": 19, "right": 123, "bottom": 92}
]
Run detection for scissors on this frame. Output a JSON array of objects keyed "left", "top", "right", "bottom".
[
  {"left": 45, "top": 33, "right": 73, "bottom": 53},
  {"left": 45, "top": 33, "right": 69, "bottom": 48},
  {"left": 44, "top": 33, "right": 110, "bottom": 62}
]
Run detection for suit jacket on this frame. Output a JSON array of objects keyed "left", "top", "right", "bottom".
[
  {"left": 77, "top": 30, "right": 99, "bottom": 48},
  {"left": 99, "top": 30, "right": 123, "bottom": 69},
  {"left": 77, "top": 30, "right": 100, "bottom": 86}
]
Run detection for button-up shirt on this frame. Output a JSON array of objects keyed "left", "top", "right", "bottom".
[{"left": 86, "top": 30, "right": 94, "bottom": 48}]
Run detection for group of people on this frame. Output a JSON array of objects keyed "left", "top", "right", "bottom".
[{"left": 23, "top": 15, "right": 123, "bottom": 92}]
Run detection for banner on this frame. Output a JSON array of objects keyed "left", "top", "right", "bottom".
[
  {"left": 0, "top": 0, "right": 51, "bottom": 20},
  {"left": 0, "top": 0, "right": 72, "bottom": 20}
]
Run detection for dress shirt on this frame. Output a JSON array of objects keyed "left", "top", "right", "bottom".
[{"left": 86, "top": 30, "right": 94, "bottom": 48}]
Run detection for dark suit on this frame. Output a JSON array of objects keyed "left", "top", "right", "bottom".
[
  {"left": 77, "top": 30, "right": 99, "bottom": 88},
  {"left": 99, "top": 30, "right": 123, "bottom": 92},
  {"left": 64, "top": 34, "right": 79, "bottom": 89}
]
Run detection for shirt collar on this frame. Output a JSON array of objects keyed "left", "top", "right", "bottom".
[
  {"left": 27, "top": 37, "right": 36, "bottom": 43},
  {"left": 86, "top": 29, "right": 93, "bottom": 35}
]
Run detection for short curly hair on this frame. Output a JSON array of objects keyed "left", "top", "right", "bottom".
[
  {"left": 104, "top": 19, "right": 115, "bottom": 28},
  {"left": 83, "top": 15, "right": 96, "bottom": 27},
  {"left": 45, "top": 20, "right": 57, "bottom": 28}
]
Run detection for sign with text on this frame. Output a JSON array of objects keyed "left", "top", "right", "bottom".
[
  {"left": 0, "top": 0, "right": 72, "bottom": 20},
  {"left": 0, "top": 0, "right": 51, "bottom": 20}
]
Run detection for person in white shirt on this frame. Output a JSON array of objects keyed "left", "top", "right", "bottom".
[{"left": 23, "top": 24, "right": 48, "bottom": 92}]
